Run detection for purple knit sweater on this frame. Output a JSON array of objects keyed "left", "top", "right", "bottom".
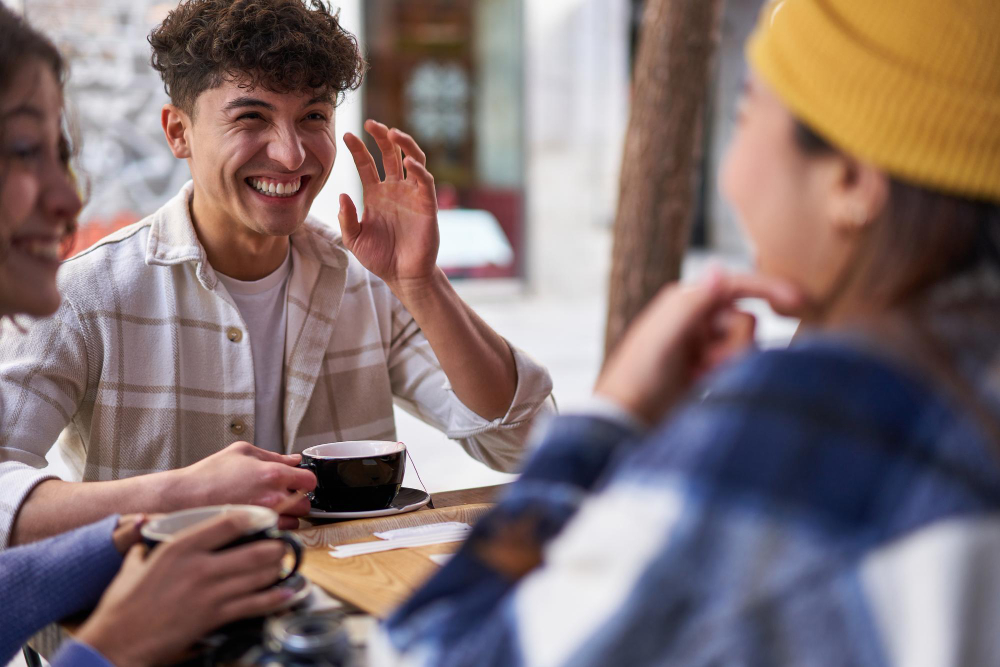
[{"left": 0, "top": 515, "right": 122, "bottom": 667}]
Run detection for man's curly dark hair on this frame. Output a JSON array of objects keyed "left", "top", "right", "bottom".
[{"left": 148, "top": 0, "right": 366, "bottom": 114}]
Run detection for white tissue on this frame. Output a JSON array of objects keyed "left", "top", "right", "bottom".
[
  {"left": 328, "top": 522, "right": 472, "bottom": 559},
  {"left": 373, "top": 522, "right": 471, "bottom": 541}
]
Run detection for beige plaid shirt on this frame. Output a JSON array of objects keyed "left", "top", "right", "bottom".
[{"left": 0, "top": 182, "right": 554, "bottom": 547}]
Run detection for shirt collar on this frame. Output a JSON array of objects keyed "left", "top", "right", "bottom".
[{"left": 145, "top": 181, "right": 349, "bottom": 289}]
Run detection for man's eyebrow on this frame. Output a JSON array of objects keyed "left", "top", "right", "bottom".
[
  {"left": 224, "top": 96, "right": 276, "bottom": 112},
  {"left": 305, "top": 93, "right": 335, "bottom": 107}
]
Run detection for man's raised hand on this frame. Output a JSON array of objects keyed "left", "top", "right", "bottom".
[{"left": 339, "top": 120, "right": 440, "bottom": 293}]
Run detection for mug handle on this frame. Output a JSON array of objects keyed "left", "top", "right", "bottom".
[
  {"left": 267, "top": 530, "right": 304, "bottom": 583},
  {"left": 297, "top": 458, "right": 318, "bottom": 504}
]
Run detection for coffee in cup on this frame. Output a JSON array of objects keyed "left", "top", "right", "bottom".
[
  {"left": 140, "top": 505, "right": 303, "bottom": 582},
  {"left": 298, "top": 441, "right": 406, "bottom": 512}
]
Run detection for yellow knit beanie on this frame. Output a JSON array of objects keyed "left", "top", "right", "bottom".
[{"left": 748, "top": 0, "right": 1000, "bottom": 203}]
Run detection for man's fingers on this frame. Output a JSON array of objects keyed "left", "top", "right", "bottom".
[
  {"left": 272, "top": 492, "right": 313, "bottom": 518},
  {"left": 343, "top": 132, "right": 381, "bottom": 187},
  {"left": 245, "top": 446, "right": 301, "bottom": 466},
  {"left": 234, "top": 444, "right": 308, "bottom": 471},
  {"left": 338, "top": 194, "right": 362, "bottom": 246},
  {"left": 257, "top": 490, "right": 312, "bottom": 518},
  {"left": 268, "top": 462, "right": 317, "bottom": 494},
  {"left": 388, "top": 128, "right": 427, "bottom": 167},
  {"left": 403, "top": 156, "right": 435, "bottom": 194},
  {"left": 365, "top": 119, "right": 404, "bottom": 181},
  {"left": 276, "top": 514, "right": 303, "bottom": 530}
]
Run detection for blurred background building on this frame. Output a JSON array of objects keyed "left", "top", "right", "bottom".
[{"left": 16, "top": 0, "right": 785, "bottom": 491}]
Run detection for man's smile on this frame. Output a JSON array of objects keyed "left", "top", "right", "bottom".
[{"left": 243, "top": 175, "right": 312, "bottom": 201}]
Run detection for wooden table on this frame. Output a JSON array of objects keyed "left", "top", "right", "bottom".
[
  {"left": 295, "top": 485, "right": 505, "bottom": 618},
  {"left": 41, "top": 486, "right": 505, "bottom": 666}
]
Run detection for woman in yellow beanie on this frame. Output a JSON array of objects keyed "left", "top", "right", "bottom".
[{"left": 375, "top": 1, "right": 1000, "bottom": 665}]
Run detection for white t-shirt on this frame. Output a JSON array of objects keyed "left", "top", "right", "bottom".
[{"left": 216, "top": 249, "right": 292, "bottom": 452}]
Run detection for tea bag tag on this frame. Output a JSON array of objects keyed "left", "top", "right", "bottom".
[{"left": 404, "top": 444, "right": 434, "bottom": 509}]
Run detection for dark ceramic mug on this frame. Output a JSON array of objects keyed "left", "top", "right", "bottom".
[
  {"left": 140, "top": 505, "right": 303, "bottom": 583},
  {"left": 298, "top": 441, "right": 406, "bottom": 512}
]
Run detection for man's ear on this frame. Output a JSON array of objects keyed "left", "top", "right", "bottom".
[
  {"left": 162, "top": 104, "right": 192, "bottom": 159},
  {"left": 826, "top": 155, "right": 890, "bottom": 234}
]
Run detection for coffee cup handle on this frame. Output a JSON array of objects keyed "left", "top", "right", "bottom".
[
  {"left": 267, "top": 530, "right": 304, "bottom": 583},
  {"left": 297, "top": 458, "right": 318, "bottom": 504}
]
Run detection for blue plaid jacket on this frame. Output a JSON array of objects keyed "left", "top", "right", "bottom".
[{"left": 373, "top": 339, "right": 1000, "bottom": 666}]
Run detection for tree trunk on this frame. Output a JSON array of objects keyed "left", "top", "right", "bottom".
[{"left": 604, "top": 0, "right": 724, "bottom": 357}]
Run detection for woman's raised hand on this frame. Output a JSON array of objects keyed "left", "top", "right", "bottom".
[{"left": 594, "top": 269, "right": 804, "bottom": 426}]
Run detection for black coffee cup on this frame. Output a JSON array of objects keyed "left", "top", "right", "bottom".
[
  {"left": 298, "top": 441, "right": 406, "bottom": 512},
  {"left": 140, "top": 505, "right": 303, "bottom": 583}
]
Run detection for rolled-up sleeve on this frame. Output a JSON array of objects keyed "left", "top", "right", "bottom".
[
  {"left": 0, "top": 301, "right": 89, "bottom": 548},
  {"left": 387, "top": 301, "right": 555, "bottom": 473}
]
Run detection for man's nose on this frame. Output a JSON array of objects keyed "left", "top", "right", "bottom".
[{"left": 268, "top": 126, "right": 307, "bottom": 172}]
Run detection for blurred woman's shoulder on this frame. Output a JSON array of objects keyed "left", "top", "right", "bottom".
[{"left": 636, "top": 330, "right": 1000, "bottom": 533}]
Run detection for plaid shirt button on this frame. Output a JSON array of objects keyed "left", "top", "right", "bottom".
[
  {"left": 230, "top": 420, "right": 245, "bottom": 435},
  {"left": 227, "top": 327, "right": 243, "bottom": 343}
]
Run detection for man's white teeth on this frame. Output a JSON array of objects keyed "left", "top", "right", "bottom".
[
  {"left": 250, "top": 178, "right": 301, "bottom": 198},
  {"left": 20, "top": 239, "right": 61, "bottom": 262}
]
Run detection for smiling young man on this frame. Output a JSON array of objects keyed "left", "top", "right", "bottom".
[{"left": 0, "top": 0, "right": 554, "bottom": 548}]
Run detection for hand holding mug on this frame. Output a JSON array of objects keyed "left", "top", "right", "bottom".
[
  {"left": 594, "top": 269, "right": 804, "bottom": 425},
  {"left": 76, "top": 513, "right": 293, "bottom": 667},
  {"left": 176, "top": 442, "right": 316, "bottom": 529},
  {"left": 140, "top": 505, "right": 303, "bottom": 583}
]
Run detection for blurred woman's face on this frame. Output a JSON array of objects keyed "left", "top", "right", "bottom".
[
  {"left": 720, "top": 73, "right": 858, "bottom": 318},
  {"left": 0, "top": 58, "right": 81, "bottom": 318}
]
